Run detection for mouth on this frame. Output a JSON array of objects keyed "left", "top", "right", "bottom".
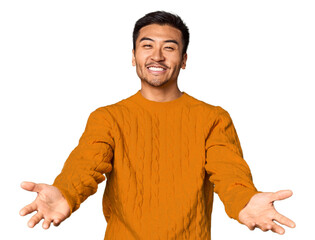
[{"left": 146, "top": 64, "right": 168, "bottom": 74}]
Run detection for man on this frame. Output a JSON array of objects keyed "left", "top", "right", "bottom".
[{"left": 20, "top": 11, "right": 295, "bottom": 239}]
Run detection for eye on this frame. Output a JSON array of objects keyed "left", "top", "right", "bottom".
[
  {"left": 143, "top": 44, "right": 152, "bottom": 48},
  {"left": 165, "top": 46, "right": 175, "bottom": 51}
]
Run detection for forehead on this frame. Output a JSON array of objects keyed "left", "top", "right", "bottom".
[{"left": 137, "top": 24, "right": 182, "bottom": 43}]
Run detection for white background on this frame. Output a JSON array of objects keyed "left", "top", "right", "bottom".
[{"left": 1, "top": 0, "right": 314, "bottom": 239}]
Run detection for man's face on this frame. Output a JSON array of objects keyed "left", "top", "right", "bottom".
[{"left": 132, "top": 24, "right": 187, "bottom": 88}]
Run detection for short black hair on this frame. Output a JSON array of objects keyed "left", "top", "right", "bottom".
[{"left": 133, "top": 11, "right": 190, "bottom": 55}]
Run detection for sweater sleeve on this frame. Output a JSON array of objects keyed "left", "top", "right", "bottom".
[
  {"left": 205, "top": 106, "right": 259, "bottom": 222},
  {"left": 52, "top": 107, "right": 115, "bottom": 215}
]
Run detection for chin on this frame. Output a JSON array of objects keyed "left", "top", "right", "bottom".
[{"left": 144, "top": 78, "right": 169, "bottom": 88}]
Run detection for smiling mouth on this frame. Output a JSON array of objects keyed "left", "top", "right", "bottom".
[
  {"left": 148, "top": 66, "right": 165, "bottom": 72},
  {"left": 146, "top": 64, "right": 168, "bottom": 73}
]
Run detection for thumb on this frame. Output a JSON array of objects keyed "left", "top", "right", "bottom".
[
  {"left": 20, "top": 181, "right": 42, "bottom": 193},
  {"left": 272, "top": 189, "right": 293, "bottom": 202}
]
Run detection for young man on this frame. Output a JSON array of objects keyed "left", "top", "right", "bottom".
[{"left": 20, "top": 11, "right": 295, "bottom": 239}]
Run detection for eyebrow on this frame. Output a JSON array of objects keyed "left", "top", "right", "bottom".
[{"left": 139, "top": 37, "right": 179, "bottom": 45}]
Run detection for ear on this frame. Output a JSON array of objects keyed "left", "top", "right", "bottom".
[
  {"left": 132, "top": 49, "right": 136, "bottom": 66},
  {"left": 181, "top": 53, "right": 188, "bottom": 69}
]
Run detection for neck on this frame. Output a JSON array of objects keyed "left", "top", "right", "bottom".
[
  {"left": 139, "top": 78, "right": 183, "bottom": 102},
  {"left": 140, "top": 87, "right": 183, "bottom": 102}
]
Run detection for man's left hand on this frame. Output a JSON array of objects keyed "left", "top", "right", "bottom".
[{"left": 238, "top": 190, "right": 296, "bottom": 235}]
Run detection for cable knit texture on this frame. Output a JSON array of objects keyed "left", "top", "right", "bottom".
[{"left": 53, "top": 90, "right": 259, "bottom": 240}]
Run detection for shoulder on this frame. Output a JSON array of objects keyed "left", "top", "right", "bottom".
[
  {"left": 97, "top": 93, "right": 137, "bottom": 115},
  {"left": 83, "top": 106, "right": 114, "bottom": 130},
  {"left": 185, "top": 92, "right": 230, "bottom": 118},
  {"left": 89, "top": 96, "right": 132, "bottom": 126}
]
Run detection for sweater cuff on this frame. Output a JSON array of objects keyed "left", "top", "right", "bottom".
[
  {"left": 230, "top": 187, "right": 261, "bottom": 223},
  {"left": 52, "top": 182, "right": 79, "bottom": 216}
]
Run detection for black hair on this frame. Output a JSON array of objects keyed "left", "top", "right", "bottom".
[{"left": 133, "top": 11, "right": 190, "bottom": 55}]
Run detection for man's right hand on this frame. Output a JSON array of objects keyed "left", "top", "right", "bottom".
[{"left": 19, "top": 181, "right": 70, "bottom": 229}]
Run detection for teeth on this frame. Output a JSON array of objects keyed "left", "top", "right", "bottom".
[{"left": 148, "top": 67, "right": 165, "bottom": 71}]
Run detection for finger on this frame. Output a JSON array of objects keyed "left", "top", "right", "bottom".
[
  {"left": 21, "top": 181, "right": 42, "bottom": 193},
  {"left": 20, "top": 202, "right": 37, "bottom": 216},
  {"left": 273, "top": 212, "right": 296, "bottom": 228},
  {"left": 271, "top": 190, "right": 293, "bottom": 202},
  {"left": 271, "top": 222, "right": 285, "bottom": 235},
  {"left": 28, "top": 212, "right": 43, "bottom": 228},
  {"left": 42, "top": 218, "right": 52, "bottom": 229},
  {"left": 53, "top": 218, "right": 62, "bottom": 227},
  {"left": 245, "top": 222, "right": 256, "bottom": 231},
  {"left": 258, "top": 222, "right": 273, "bottom": 232}
]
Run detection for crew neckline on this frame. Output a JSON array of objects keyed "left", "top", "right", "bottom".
[{"left": 131, "top": 90, "right": 188, "bottom": 110}]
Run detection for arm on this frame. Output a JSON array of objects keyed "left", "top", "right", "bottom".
[
  {"left": 204, "top": 107, "right": 296, "bottom": 234},
  {"left": 20, "top": 107, "right": 115, "bottom": 229},
  {"left": 205, "top": 106, "right": 259, "bottom": 221},
  {"left": 52, "top": 107, "right": 115, "bottom": 214}
]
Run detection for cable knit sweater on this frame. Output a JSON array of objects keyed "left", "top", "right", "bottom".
[{"left": 53, "top": 90, "right": 259, "bottom": 240}]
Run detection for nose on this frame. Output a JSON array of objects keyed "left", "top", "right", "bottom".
[{"left": 151, "top": 47, "right": 165, "bottom": 62}]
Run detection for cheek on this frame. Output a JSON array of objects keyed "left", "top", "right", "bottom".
[
  {"left": 168, "top": 53, "right": 183, "bottom": 65},
  {"left": 170, "top": 58, "right": 183, "bottom": 70},
  {"left": 135, "top": 50, "right": 150, "bottom": 60}
]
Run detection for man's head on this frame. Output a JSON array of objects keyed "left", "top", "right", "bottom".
[
  {"left": 133, "top": 11, "right": 190, "bottom": 56},
  {"left": 132, "top": 11, "right": 189, "bottom": 88}
]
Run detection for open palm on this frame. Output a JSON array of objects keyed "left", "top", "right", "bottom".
[
  {"left": 19, "top": 181, "right": 70, "bottom": 229},
  {"left": 239, "top": 190, "right": 296, "bottom": 234}
]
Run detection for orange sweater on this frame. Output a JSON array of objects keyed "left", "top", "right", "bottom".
[{"left": 53, "top": 90, "right": 259, "bottom": 240}]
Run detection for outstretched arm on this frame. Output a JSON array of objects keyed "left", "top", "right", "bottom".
[
  {"left": 20, "top": 107, "right": 115, "bottom": 229},
  {"left": 205, "top": 107, "right": 259, "bottom": 220},
  {"left": 19, "top": 181, "right": 70, "bottom": 229},
  {"left": 205, "top": 107, "right": 295, "bottom": 234},
  {"left": 239, "top": 189, "right": 296, "bottom": 234}
]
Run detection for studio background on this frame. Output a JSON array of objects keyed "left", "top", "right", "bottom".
[{"left": 0, "top": 0, "right": 314, "bottom": 239}]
